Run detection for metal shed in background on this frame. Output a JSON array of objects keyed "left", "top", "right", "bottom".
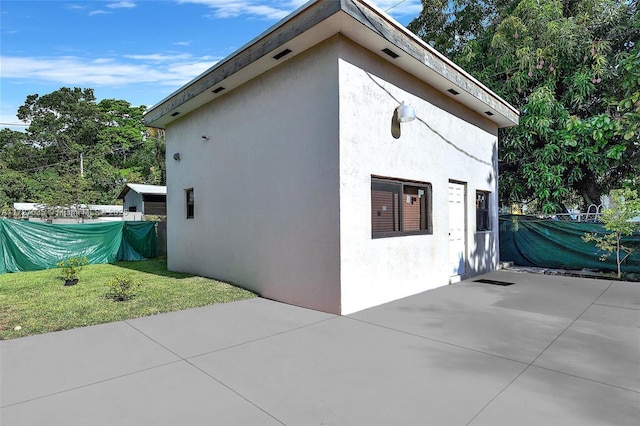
[{"left": 118, "top": 184, "right": 167, "bottom": 217}]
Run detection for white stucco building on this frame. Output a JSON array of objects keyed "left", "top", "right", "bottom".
[{"left": 145, "top": 0, "right": 519, "bottom": 315}]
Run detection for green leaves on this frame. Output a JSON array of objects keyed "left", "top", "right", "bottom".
[
  {"left": 582, "top": 189, "right": 640, "bottom": 278},
  {"left": 1, "top": 87, "right": 165, "bottom": 209},
  {"left": 56, "top": 256, "right": 89, "bottom": 282},
  {"left": 105, "top": 275, "right": 140, "bottom": 302},
  {"left": 409, "top": 0, "right": 639, "bottom": 212}
]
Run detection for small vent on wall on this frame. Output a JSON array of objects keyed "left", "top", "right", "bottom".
[
  {"left": 484, "top": 111, "right": 494, "bottom": 116},
  {"left": 447, "top": 88, "right": 460, "bottom": 95},
  {"left": 382, "top": 48, "right": 399, "bottom": 58},
  {"left": 273, "top": 49, "right": 292, "bottom": 60},
  {"left": 212, "top": 86, "right": 226, "bottom": 94},
  {"left": 171, "top": 112, "right": 180, "bottom": 117}
]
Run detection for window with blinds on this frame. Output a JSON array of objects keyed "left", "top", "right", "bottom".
[{"left": 371, "top": 177, "right": 432, "bottom": 238}]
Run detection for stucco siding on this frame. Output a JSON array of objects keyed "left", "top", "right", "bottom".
[
  {"left": 337, "top": 38, "right": 499, "bottom": 314},
  {"left": 165, "top": 38, "right": 342, "bottom": 314}
]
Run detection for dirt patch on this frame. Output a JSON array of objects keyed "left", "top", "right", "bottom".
[{"left": 503, "top": 265, "right": 640, "bottom": 282}]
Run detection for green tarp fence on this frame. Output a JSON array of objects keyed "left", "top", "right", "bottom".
[
  {"left": 0, "top": 218, "right": 158, "bottom": 274},
  {"left": 499, "top": 215, "right": 640, "bottom": 273}
]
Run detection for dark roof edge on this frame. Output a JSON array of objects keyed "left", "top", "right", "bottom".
[
  {"left": 144, "top": 0, "right": 339, "bottom": 126},
  {"left": 342, "top": 0, "right": 519, "bottom": 121},
  {"left": 144, "top": 0, "right": 518, "bottom": 127}
]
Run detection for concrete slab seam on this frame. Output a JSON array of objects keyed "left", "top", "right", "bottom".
[
  {"left": 341, "top": 316, "right": 533, "bottom": 426},
  {"left": 466, "top": 280, "right": 616, "bottom": 425},
  {"left": 593, "top": 302, "right": 640, "bottom": 311},
  {"left": 123, "top": 319, "right": 186, "bottom": 359},
  {"left": 181, "top": 316, "right": 340, "bottom": 360},
  {"left": 122, "top": 317, "right": 344, "bottom": 425},
  {"left": 0, "top": 359, "right": 184, "bottom": 409},
  {"left": 344, "top": 316, "right": 531, "bottom": 366},
  {"left": 529, "top": 365, "right": 640, "bottom": 394},
  {"left": 528, "top": 280, "right": 614, "bottom": 367},
  {"left": 180, "top": 358, "right": 287, "bottom": 426},
  {"left": 122, "top": 319, "right": 287, "bottom": 425}
]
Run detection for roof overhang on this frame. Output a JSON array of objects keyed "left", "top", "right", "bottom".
[
  {"left": 144, "top": 0, "right": 519, "bottom": 129},
  {"left": 118, "top": 183, "right": 167, "bottom": 199}
]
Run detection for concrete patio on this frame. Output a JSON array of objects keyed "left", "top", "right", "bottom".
[{"left": 1, "top": 270, "right": 639, "bottom": 425}]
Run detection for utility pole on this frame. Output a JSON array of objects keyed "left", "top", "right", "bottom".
[{"left": 79, "top": 153, "right": 85, "bottom": 223}]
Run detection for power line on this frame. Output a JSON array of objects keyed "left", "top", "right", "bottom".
[
  {"left": 385, "top": 0, "right": 409, "bottom": 13},
  {"left": 8, "top": 136, "right": 164, "bottom": 174},
  {"left": 12, "top": 156, "right": 79, "bottom": 173}
]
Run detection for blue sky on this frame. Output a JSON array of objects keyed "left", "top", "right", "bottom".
[{"left": 1, "top": 0, "right": 422, "bottom": 130}]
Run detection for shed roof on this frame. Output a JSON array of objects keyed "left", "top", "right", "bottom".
[
  {"left": 118, "top": 183, "right": 167, "bottom": 199},
  {"left": 13, "top": 203, "right": 43, "bottom": 211},
  {"left": 144, "top": 0, "right": 518, "bottom": 129}
]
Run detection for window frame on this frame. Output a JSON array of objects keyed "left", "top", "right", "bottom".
[
  {"left": 186, "top": 188, "right": 194, "bottom": 219},
  {"left": 476, "top": 190, "right": 490, "bottom": 231},
  {"left": 371, "top": 176, "right": 433, "bottom": 238}
]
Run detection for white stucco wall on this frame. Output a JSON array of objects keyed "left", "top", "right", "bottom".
[
  {"left": 165, "top": 35, "right": 501, "bottom": 315},
  {"left": 165, "top": 38, "right": 342, "bottom": 314},
  {"left": 337, "top": 38, "right": 500, "bottom": 314}
]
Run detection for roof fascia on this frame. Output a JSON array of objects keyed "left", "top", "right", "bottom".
[
  {"left": 144, "top": 0, "right": 518, "bottom": 128},
  {"left": 144, "top": 0, "right": 340, "bottom": 128},
  {"left": 340, "top": 0, "right": 518, "bottom": 126}
]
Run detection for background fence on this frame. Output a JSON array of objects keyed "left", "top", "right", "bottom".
[
  {"left": 499, "top": 215, "right": 640, "bottom": 274},
  {"left": 0, "top": 218, "right": 158, "bottom": 273}
]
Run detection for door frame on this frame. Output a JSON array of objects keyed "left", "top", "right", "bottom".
[{"left": 448, "top": 180, "right": 467, "bottom": 281}]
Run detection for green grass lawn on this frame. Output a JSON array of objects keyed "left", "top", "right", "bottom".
[{"left": 0, "top": 258, "right": 256, "bottom": 340}]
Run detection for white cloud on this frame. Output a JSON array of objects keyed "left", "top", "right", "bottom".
[
  {"left": 0, "top": 55, "right": 220, "bottom": 88},
  {"left": 168, "top": 61, "right": 216, "bottom": 77},
  {"left": 89, "top": 10, "right": 110, "bottom": 16},
  {"left": 66, "top": 4, "right": 88, "bottom": 11},
  {"left": 124, "top": 53, "right": 194, "bottom": 61},
  {"left": 175, "top": 0, "right": 421, "bottom": 20},
  {"left": 107, "top": 1, "right": 137, "bottom": 9},
  {"left": 176, "top": 0, "right": 296, "bottom": 19}
]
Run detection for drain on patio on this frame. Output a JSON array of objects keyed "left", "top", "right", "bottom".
[{"left": 474, "top": 279, "right": 515, "bottom": 286}]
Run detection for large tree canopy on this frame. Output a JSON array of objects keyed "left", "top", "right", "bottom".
[
  {"left": 409, "top": 0, "right": 639, "bottom": 212},
  {"left": 0, "top": 87, "right": 165, "bottom": 209}
]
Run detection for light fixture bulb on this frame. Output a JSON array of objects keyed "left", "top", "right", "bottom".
[{"left": 397, "top": 102, "right": 416, "bottom": 123}]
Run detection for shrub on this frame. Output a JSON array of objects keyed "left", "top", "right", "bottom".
[
  {"left": 582, "top": 188, "right": 640, "bottom": 278},
  {"left": 105, "top": 275, "right": 140, "bottom": 301},
  {"left": 56, "top": 256, "right": 88, "bottom": 285}
]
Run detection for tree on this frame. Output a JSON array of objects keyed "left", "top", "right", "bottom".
[
  {"left": 0, "top": 129, "right": 35, "bottom": 208},
  {"left": 582, "top": 188, "right": 640, "bottom": 278},
  {"left": 409, "top": 0, "right": 640, "bottom": 212},
  {"left": 0, "top": 87, "right": 166, "bottom": 209}
]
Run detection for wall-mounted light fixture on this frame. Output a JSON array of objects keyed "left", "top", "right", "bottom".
[
  {"left": 173, "top": 153, "right": 181, "bottom": 161},
  {"left": 396, "top": 102, "right": 416, "bottom": 123},
  {"left": 391, "top": 102, "right": 416, "bottom": 139},
  {"left": 201, "top": 135, "right": 210, "bottom": 141}
]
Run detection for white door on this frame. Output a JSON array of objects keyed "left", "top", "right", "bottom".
[{"left": 449, "top": 181, "right": 466, "bottom": 275}]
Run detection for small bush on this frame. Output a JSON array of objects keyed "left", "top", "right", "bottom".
[
  {"left": 56, "top": 256, "right": 88, "bottom": 284},
  {"left": 105, "top": 275, "right": 140, "bottom": 302},
  {"left": 582, "top": 188, "right": 640, "bottom": 278}
]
